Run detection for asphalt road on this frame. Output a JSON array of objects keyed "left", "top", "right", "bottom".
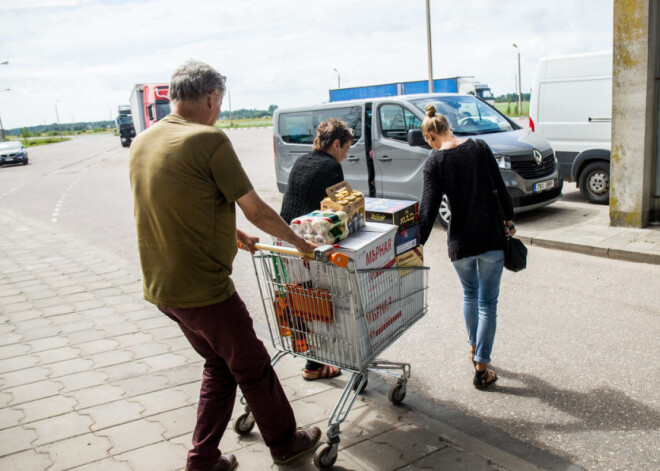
[{"left": 1, "top": 131, "right": 658, "bottom": 471}]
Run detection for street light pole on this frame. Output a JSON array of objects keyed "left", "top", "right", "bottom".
[
  {"left": 513, "top": 43, "right": 522, "bottom": 116},
  {"left": 426, "top": 0, "right": 434, "bottom": 93},
  {"left": 0, "top": 88, "right": 10, "bottom": 142},
  {"left": 333, "top": 68, "right": 341, "bottom": 89},
  {"left": 54, "top": 102, "right": 63, "bottom": 140}
]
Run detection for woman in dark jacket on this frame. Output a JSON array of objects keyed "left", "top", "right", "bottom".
[
  {"left": 280, "top": 118, "right": 353, "bottom": 380},
  {"left": 418, "top": 105, "right": 515, "bottom": 389}
]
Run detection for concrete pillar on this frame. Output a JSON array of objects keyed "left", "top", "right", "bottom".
[{"left": 610, "top": 0, "right": 659, "bottom": 227}]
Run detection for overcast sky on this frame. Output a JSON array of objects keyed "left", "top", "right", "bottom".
[{"left": 0, "top": 0, "right": 613, "bottom": 129}]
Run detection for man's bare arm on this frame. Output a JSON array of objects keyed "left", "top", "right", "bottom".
[{"left": 236, "top": 190, "right": 317, "bottom": 254}]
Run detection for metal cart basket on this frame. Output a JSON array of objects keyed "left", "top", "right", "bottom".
[{"left": 234, "top": 244, "right": 429, "bottom": 469}]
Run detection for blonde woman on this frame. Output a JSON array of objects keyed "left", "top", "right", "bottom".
[{"left": 418, "top": 105, "right": 515, "bottom": 389}]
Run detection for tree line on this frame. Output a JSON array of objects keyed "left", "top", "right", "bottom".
[{"left": 494, "top": 93, "right": 530, "bottom": 103}]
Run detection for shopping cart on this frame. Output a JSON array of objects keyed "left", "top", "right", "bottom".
[{"left": 234, "top": 243, "right": 429, "bottom": 470}]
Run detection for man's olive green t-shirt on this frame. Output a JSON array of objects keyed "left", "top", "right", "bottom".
[{"left": 129, "top": 114, "right": 253, "bottom": 308}]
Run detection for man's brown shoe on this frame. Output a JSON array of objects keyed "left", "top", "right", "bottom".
[
  {"left": 185, "top": 453, "right": 237, "bottom": 471},
  {"left": 270, "top": 426, "right": 322, "bottom": 464}
]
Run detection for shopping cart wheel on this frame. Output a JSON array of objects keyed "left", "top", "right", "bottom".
[
  {"left": 351, "top": 375, "right": 368, "bottom": 393},
  {"left": 313, "top": 444, "right": 338, "bottom": 470},
  {"left": 233, "top": 412, "right": 255, "bottom": 435},
  {"left": 388, "top": 383, "right": 406, "bottom": 405}
]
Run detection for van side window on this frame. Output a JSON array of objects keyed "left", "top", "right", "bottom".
[
  {"left": 313, "top": 106, "right": 362, "bottom": 142},
  {"left": 380, "top": 105, "right": 421, "bottom": 142},
  {"left": 279, "top": 112, "right": 314, "bottom": 144},
  {"left": 279, "top": 106, "right": 362, "bottom": 144}
]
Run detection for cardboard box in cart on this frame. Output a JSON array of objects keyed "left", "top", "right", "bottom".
[
  {"left": 321, "top": 181, "right": 366, "bottom": 234},
  {"left": 364, "top": 197, "right": 418, "bottom": 230}
]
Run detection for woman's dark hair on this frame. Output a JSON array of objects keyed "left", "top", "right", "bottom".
[{"left": 313, "top": 118, "right": 354, "bottom": 152}]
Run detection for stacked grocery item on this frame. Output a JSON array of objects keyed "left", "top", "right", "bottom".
[
  {"left": 364, "top": 197, "right": 424, "bottom": 268},
  {"left": 290, "top": 210, "right": 350, "bottom": 244},
  {"left": 320, "top": 181, "right": 365, "bottom": 234}
]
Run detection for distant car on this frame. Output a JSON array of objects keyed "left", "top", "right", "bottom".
[{"left": 0, "top": 141, "right": 29, "bottom": 166}]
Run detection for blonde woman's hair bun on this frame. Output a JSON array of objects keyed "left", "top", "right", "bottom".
[{"left": 425, "top": 104, "right": 437, "bottom": 118}]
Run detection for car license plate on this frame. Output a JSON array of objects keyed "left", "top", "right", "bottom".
[{"left": 534, "top": 179, "right": 555, "bottom": 192}]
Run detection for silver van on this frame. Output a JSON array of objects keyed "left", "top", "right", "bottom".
[{"left": 273, "top": 93, "right": 562, "bottom": 226}]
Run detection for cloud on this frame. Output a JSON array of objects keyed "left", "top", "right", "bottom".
[{"left": 0, "top": 0, "right": 613, "bottom": 128}]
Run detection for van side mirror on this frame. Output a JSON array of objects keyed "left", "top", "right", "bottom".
[{"left": 407, "top": 129, "right": 428, "bottom": 147}]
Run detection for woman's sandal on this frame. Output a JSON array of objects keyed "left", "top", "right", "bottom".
[
  {"left": 302, "top": 364, "right": 341, "bottom": 381},
  {"left": 473, "top": 368, "right": 497, "bottom": 389}
]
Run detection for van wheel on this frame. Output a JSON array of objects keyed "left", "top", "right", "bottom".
[
  {"left": 436, "top": 194, "right": 450, "bottom": 228},
  {"left": 578, "top": 161, "right": 609, "bottom": 205}
]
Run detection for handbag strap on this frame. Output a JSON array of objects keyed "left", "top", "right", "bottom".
[{"left": 484, "top": 161, "right": 510, "bottom": 244}]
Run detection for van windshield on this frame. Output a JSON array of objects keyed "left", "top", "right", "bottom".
[{"left": 411, "top": 96, "right": 513, "bottom": 135}]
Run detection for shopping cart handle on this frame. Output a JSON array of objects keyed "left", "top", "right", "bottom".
[{"left": 240, "top": 242, "right": 349, "bottom": 267}]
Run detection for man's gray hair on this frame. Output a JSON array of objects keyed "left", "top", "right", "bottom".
[{"left": 169, "top": 60, "right": 226, "bottom": 103}]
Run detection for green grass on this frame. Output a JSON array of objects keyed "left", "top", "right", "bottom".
[
  {"left": 493, "top": 101, "right": 529, "bottom": 117},
  {"left": 215, "top": 118, "right": 272, "bottom": 129},
  {"left": 7, "top": 137, "right": 71, "bottom": 147}
]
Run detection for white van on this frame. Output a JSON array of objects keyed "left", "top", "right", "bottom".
[
  {"left": 274, "top": 93, "right": 562, "bottom": 226},
  {"left": 529, "top": 51, "right": 612, "bottom": 204}
]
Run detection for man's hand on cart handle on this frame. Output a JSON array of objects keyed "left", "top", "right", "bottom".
[
  {"left": 293, "top": 237, "right": 318, "bottom": 259},
  {"left": 236, "top": 229, "right": 259, "bottom": 254}
]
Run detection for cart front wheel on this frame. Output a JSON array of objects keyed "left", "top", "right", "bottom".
[
  {"left": 233, "top": 412, "right": 255, "bottom": 435},
  {"left": 352, "top": 375, "right": 368, "bottom": 394},
  {"left": 388, "top": 383, "right": 406, "bottom": 405},
  {"left": 313, "top": 444, "right": 338, "bottom": 470}
]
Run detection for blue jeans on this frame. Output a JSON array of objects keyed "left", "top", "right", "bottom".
[{"left": 452, "top": 250, "right": 504, "bottom": 365}]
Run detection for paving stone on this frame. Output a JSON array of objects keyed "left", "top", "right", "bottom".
[
  {"left": 26, "top": 336, "right": 69, "bottom": 353},
  {"left": 0, "top": 302, "right": 34, "bottom": 315},
  {"left": 98, "top": 361, "right": 149, "bottom": 383},
  {"left": 66, "top": 384, "right": 126, "bottom": 410},
  {"left": 136, "top": 316, "right": 171, "bottom": 330},
  {"left": 0, "top": 366, "right": 52, "bottom": 388},
  {"left": 0, "top": 448, "right": 52, "bottom": 470},
  {"left": 1, "top": 294, "right": 29, "bottom": 305},
  {"left": 5, "top": 309, "right": 43, "bottom": 322},
  {"left": 138, "top": 353, "right": 188, "bottom": 372},
  {"left": 34, "top": 346, "right": 82, "bottom": 364},
  {"left": 0, "top": 353, "right": 39, "bottom": 374},
  {"left": 75, "top": 339, "right": 120, "bottom": 356},
  {"left": 48, "top": 312, "right": 86, "bottom": 326},
  {"left": 0, "top": 406, "right": 24, "bottom": 429},
  {"left": 16, "top": 394, "right": 78, "bottom": 424},
  {"left": 98, "top": 419, "right": 167, "bottom": 454},
  {"left": 151, "top": 363, "right": 203, "bottom": 389},
  {"left": 13, "top": 317, "right": 51, "bottom": 331},
  {"left": 72, "top": 299, "right": 107, "bottom": 311},
  {"left": 64, "top": 328, "right": 107, "bottom": 345},
  {"left": 91, "top": 314, "right": 130, "bottom": 330},
  {"left": 6, "top": 379, "right": 64, "bottom": 406},
  {"left": 122, "top": 341, "right": 170, "bottom": 359},
  {"left": 0, "top": 332, "right": 24, "bottom": 347},
  {"left": 172, "top": 382, "right": 200, "bottom": 405},
  {"left": 114, "top": 302, "right": 151, "bottom": 314},
  {"left": 114, "top": 440, "right": 189, "bottom": 471},
  {"left": 112, "top": 374, "right": 170, "bottom": 398},
  {"left": 82, "top": 399, "right": 144, "bottom": 431},
  {"left": 146, "top": 406, "right": 196, "bottom": 440},
  {"left": 132, "top": 389, "right": 190, "bottom": 417},
  {"left": 68, "top": 457, "right": 134, "bottom": 470},
  {"left": 28, "top": 411, "right": 94, "bottom": 446},
  {"left": 41, "top": 305, "right": 76, "bottom": 318},
  {"left": 59, "top": 320, "right": 97, "bottom": 335},
  {"left": 47, "top": 358, "right": 95, "bottom": 378},
  {"left": 58, "top": 371, "right": 108, "bottom": 393},
  {"left": 0, "top": 343, "right": 30, "bottom": 360},
  {"left": 80, "top": 307, "right": 116, "bottom": 319},
  {"left": 89, "top": 288, "right": 125, "bottom": 299},
  {"left": 16, "top": 325, "right": 62, "bottom": 341},
  {"left": 148, "top": 325, "right": 184, "bottom": 341},
  {"left": 0, "top": 323, "right": 17, "bottom": 335},
  {"left": 342, "top": 437, "right": 409, "bottom": 470},
  {"left": 37, "top": 433, "right": 113, "bottom": 471},
  {"left": 87, "top": 350, "right": 134, "bottom": 369},
  {"left": 112, "top": 332, "right": 154, "bottom": 348},
  {"left": 104, "top": 295, "right": 138, "bottom": 307},
  {"left": 101, "top": 322, "right": 142, "bottom": 337}
]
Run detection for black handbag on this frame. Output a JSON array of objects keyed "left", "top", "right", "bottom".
[{"left": 485, "top": 166, "right": 527, "bottom": 272}]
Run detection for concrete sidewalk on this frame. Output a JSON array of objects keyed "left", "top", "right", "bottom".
[
  {"left": 0, "top": 209, "right": 544, "bottom": 471},
  {"left": 1, "top": 199, "right": 658, "bottom": 470}
]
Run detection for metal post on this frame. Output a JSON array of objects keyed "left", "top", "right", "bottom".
[
  {"left": 228, "top": 90, "right": 233, "bottom": 127},
  {"left": 333, "top": 68, "right": 341, "bottom": 89},
  {"left": 54, "top": 103, "right": 63, "bottom": 140},
  {"left": 513, "top": 43, "right": 522, "bottom": 116},
  {"left": 0, "top": 112, "right": 5, "bottom": 142},
  {"left": 426, "top": 0, "right": 434, "bottom": 93}
]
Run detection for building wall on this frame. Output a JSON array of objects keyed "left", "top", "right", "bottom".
[{"left": 610, "top": 0, "right": 659, "bottom": 227}]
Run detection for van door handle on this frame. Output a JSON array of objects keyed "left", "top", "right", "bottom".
[
  {"left": 347, "top": 155, "right": 360, "bottom": 161},
  {"left": 378, "top": 155, "right": 392, "bottom": 161},
  {"left": 588, "top": 117, "right": 611, "bottom": 122}
]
